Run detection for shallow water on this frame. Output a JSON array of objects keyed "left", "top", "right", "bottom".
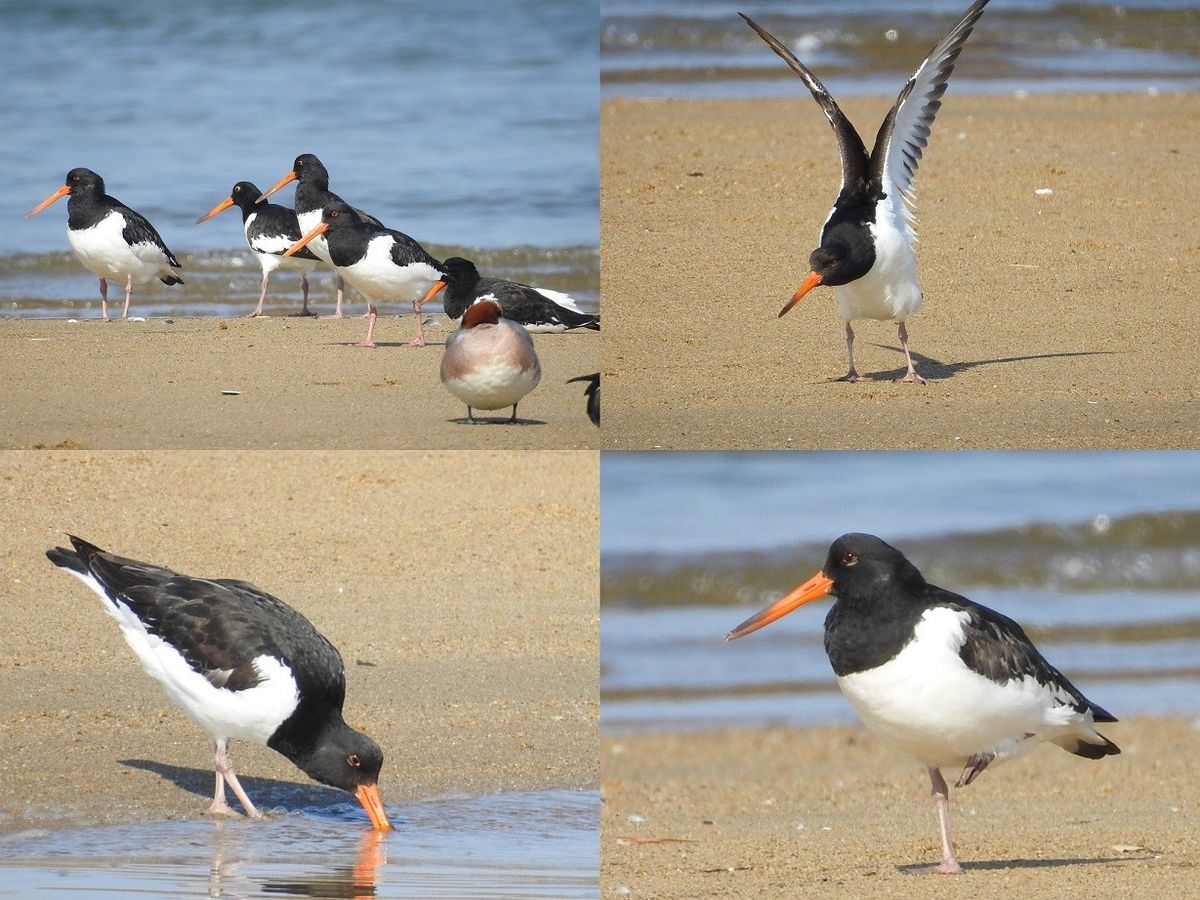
[
  {"left": 0, "top": 789, "right": 598, "bottom": 898},
  {"left": 601, "top": 452, "right": 1200, "bottom": 733}
]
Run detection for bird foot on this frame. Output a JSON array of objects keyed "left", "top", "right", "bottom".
[
  {"left": 407, "top": 337, "right": 426, "bottom": 348},
  {"left": 908, "top": 860, "right": 962, "bottom": 875},
  {"left": 322, "top": 312, "right": 345, "bottom": 320},
  {"left": 829, "top": 371, "right": 861, "bottom": 383},
  {"left": 354, "top": 340, "right": 377, "bottom": 349},
  {"left": 956, "top": 752, "right": 994, "bottom": 787},
  {"left": 206, "top": 800, "right": 243, "bottom": 818},
  {"left": 894, "top": 372, "right": 926, "bottom": 384},
  {"left": 243, "top": 312, "right": 267, "bottom": 319}
]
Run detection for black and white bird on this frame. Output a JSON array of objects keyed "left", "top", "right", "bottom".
[
  {"left": 26, "top": 168, "right": 184, "bottom": 321},
  {"left": 422, "top": 257, "right": 599, "bottom": 333},
  {"left": 284, "top": 199, "right": 443, "bottom": 348},
  {"left": 441, "top": 299, "right": 541, "bottom": 423},
  {"left": 46, "top": 536, "right": 392, "bottom": 830},
  {"left": 258, "top": 153, "right": 384, "bottom": 319},
  {"left": 726, "top": 533, "right": 1118, "bottom": 874},
  {"left": 195, "top": 181, "right": 321, "bottom": 318},
  {"left": 742, "top": 0, "right": 989, "bottom": 383},
  {"left": 567, "top": 373, "right": 600, "bottom": 426}
]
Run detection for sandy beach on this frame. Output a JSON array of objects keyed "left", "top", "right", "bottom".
[
  {"left": 0, "top": 451, "right": 598, "bottom": 833},
  {"left": 1, "top": 316, "right": 599, "bottom": 449},
  {"left": 600, "top": 92, "right": 1200, "bottom": 448},
  {"left": 602, "top": 718, "right": 1200, "bottom": 897}
]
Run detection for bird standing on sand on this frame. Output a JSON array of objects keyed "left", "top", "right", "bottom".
[
  {"left": 726, "top": 532, "right": 1118, "bottom": 874},
  {"left": 441, "top": 299, "right": 541, "bottom": 423},
  {"left": 568, "top": 373, "right": 600, "bottom": 426},
  {"left": 285, "top": 199, "right": 443, "bottom": 348},
  {"left": 47, "top": 536, "right": 392, "bottom": 830},
  {"left": 26, "top": 168, "right": 184, "bottom": 321},
  {"left": 742, "top": 0, "right": 990, "bottom": 383},
  {"left": 421, "top": 256, "right": 600, "bottom": 332},
  {"left": 195, "top": 181, "right": 321, "bottom": 318},
  {"left": 258, "top": 153, "right": 384, "bottom": 318}
]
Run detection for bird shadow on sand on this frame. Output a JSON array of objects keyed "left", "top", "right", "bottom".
[
  {"left": 322, "top": 341, "right": 448, "bottom": 349},
  {"left": 118, "top": 758, "right": 349, "bottom": 813},
  {"left": 898, "top": 854, "right": 1149, "bottom": 874},
  {"left": 448, "top": 416, "right": 546, "bottom": 426},
  {"left": 846, "top": 345, "right": 1119, "bottom": 383}
]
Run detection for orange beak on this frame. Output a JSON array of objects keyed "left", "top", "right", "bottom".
[
  {"left": 26, "top": 184, "right": 71, "bottom": 218},
  {"left": 194, "top": 196, "right": 234, "bottom": 225},
  {"left": 418, "top": 278, "right": 448, "bottom": 306},
  {"left": 284, "top": 221, "right": 328, "bottom": 257},
  {"left": 257, "top": 169, "right": 297, "bottom": 203},
  {"left": 725, "top": 569, "right": 834, "bottom": 640},
  {"left": 355, "top": 782, "right": 393, "bottom": 831},
  {"left": 777, "top": 270, "right": 823, "bottom": 318}
]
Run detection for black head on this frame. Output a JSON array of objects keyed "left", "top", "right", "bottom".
[
  {"left": 807, "top": 237, "right": 871, "bottom": 289},
  {"left": 321, "top": 198, "right": 357, "bottom": 227},
  {"left": 291, "top": 720, "right": 391, "bottom": 829},
  {"left": 440, "top": 256, "right": 480, "bottom": 284},
  {"left": 229, "top": 181, "right": 262, "bottom": 210},
  {"left": 822, "top": 533, "right": 926, "bottom": 603},
  {"left": 64, "top": 167, "right": 105, "bottom": 197},
  {"left": 293, "top": 153, "right": 329, "bottom": 187}
]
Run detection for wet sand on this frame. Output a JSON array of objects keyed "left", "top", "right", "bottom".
[
  {"left": 1, "top": 316, "right": 598, "bottom": 449},
  {"left": 0, "top": 451, "right": 598, "bottom": 833},
  {"left": 600, "top": 92, "right": 1200, "bottom": 448},
  {"left": 602, "top": 718, "right": 1200, "bottom": 897}
]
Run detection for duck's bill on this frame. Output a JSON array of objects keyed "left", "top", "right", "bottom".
[
  {"left": 195, "top": 196, "right": 234, "bottom": 224},
  {"left": 355, "top": 783, "right": 393, "bottom": 831},
  {"left": 777, "top": 270, "right": 823, "bottom": 318},
  {"left": 257, "top": 170, "right": 296, "bottom": 203},
  {"left": 725, "top": 569, "right": 833, "bottom": 640},
  {"left": 284, "top": 222, "right": 328, "bottom": 257},
  {"left": 26, "top": 184, "right": 71, "bottom": 218}
]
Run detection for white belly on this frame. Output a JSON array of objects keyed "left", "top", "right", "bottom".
[
  {"left": 834, "top": 201, "right": 922, "bottom": 322},
  {"left": 67, "top": 213, "right": 167, "bottom": 284},
  {"left": 340, "top": 237, "right": 441, "bottom": 302}
]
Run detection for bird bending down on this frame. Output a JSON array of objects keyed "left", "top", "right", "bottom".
[
  {"left": 46, "top": 536, "right": 392, "bottom": 830},
  {"left": 742, "top": 0, "right": 990, "bottom": 383},
  {"left": 26, "top": 168, "right": 184, "bottom": 321},
  {"left": 567, "top": 373, "right": 600, "bottom": 426},
  {"left": 440, "top": 299, "right": 541, "bottom": 423},
  {"left": 285, "top": 199, "right": 442, "bottom": 348},
  {"left": 258, "top": 153, "right": 384, "bottom": 319},
  {"left": 726, "top": 532, "right": 1118, "bottom": 874},
  {"left": 421, "top": 257, "right": 600, "bottom": 333},
  {"left": 195, "top": 181, "right": 321, "bottom": 317}
]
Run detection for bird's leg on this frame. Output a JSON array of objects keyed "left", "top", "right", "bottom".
[
  {"left": 355, "top": 304, "right": 378, "bottom": 348},
  {"left": 206, "top": 739, "right": 241, "bottom": 817},
  {"left": 407, "top": 299, "right": 426, "bottom": 347},
  {"left": 291, "top": 271, "right": 316, "bottom": 317},
  {"left": 212, "top": 739, "right": 263, "bottom": 819},
  {"left": 246, "top": 272, "right": 268, "bottom": 318},
  {"left": 120, "top": 274, "right": 133, "bottom": 321},
  {"left": 323, "top": 274, "right": 346, "bottom": 319},
  {"left": 467, "top": 406, "right": 477, "bottom": 423},
  {"left": 509, "top": 404, "right": 518, "bottom": 424},
  {"left": 831, "top": 321, "right": 860, "bottom": 382},
  {"left": 910, "top": 767, "right": 962, "bottom": 874},
  {"left": 99, "top": 277, "right": 110, "bottom": 322},
  {"left": 895, "top": 322, "right": 926, "bottom": 384},
  {"left": 956, "top": 752, "right": 994, "bottom": 787}
]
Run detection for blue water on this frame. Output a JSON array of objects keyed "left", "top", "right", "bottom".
[
  {"left": 601, "top": 452, "right": 1200, "bottom": 732},
  {"left": 0, "top": 789, "right": 599, "bottom": 898}
]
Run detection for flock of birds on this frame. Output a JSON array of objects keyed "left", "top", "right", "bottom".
[{"left": 26, "top": 154, "right": 599, "bottom": 425}]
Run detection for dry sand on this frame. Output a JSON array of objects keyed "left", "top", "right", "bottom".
[
  {"left": 601, "top": 92, "right": 1200, "bottom": 448},
  {"left": 0, "top": 450, "right": 597, "bottom": 833},
  {"left": 602, "top": 719, "right": 1200, "bottom": 898},
  {"left": 0, "top": 316, "right": 599, "bottom": 449}
]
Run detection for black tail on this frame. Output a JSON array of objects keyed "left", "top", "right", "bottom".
[
  {"left": 46, "top": 534, "right": 103, "bottom": 575},
  {"left": 1061, "top": 733, "right": 1120, "bottom": 759},
  {"left": 160, "top": 274, "right": 185, "bottom": 286},
  {"left": 557, "top": 306, "right": 599, "bottom": 331}
]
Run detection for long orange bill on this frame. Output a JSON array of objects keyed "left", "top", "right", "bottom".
[
  {"left": 26, "top": 184, "right": 71, "bottom": 218},
  {"left": 284, "top": 222, "right": 328, "bottom": 257},
  {"left": 257, "top": 170, "right": 297, "bottom": 203},
  {"left": 355, "top": 782, "right": 393, "bottom": 831},
  {"left": 418, "top": 279, "right": 448, "bottom": 306},
  {"left": 777, "top": 270, "right": 823, "bottom": 318},
  {"left": 195, "top": 196, "right": 234, "bottom": 224},
  {"left": 725, "top": 569, "right": 834, "bottom": 641}
]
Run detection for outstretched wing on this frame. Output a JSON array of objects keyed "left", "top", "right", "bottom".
[{"left": 740, "top": 13, "right": 870, "bottom": 198}]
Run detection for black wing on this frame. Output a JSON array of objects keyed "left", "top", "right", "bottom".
[
  {"left": 250, "top": 203, "right": 321, "bottom": 260},
  {"left": 387, "top": 229, "right": 441, "bottom": 270},
  {"left": 479, "top": 278, "right": 600, "bottom": 330},
  {"left": 740, "top": 12, "right": 871, "bottom": 198},
  {"left": 113, "top": 199, "right": 182, "bottom": 268}
]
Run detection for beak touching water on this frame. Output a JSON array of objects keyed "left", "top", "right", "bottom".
[
  {"left": 355, "top": 782, "right": 393, "bottom": 831},
  {"left": 777, "top": 270, "right": 823, "bottom": 318},
  {"left": 725, "top": 569, "right": 834, "bottom": 640},
  {"left": 26, "top": 184, "right": 71, "bottom": 218}
]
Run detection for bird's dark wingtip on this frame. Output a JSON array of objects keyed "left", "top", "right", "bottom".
[{"left": 47, "top": 534, "right": 100, "bottom": 574}]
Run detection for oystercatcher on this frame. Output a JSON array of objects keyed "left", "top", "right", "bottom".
[
  {"left": 421, "top": 257, "right": 600, "bottom": 333},
  {"left": 26, "top": 168, "right": 184, "bottom": 321},
  {"left": 46, "top": 536, "right": 392, "bottom": 830},
  {"left": 742, "top": 0, "right": 990, "bottom": 383},
  {"left": 567, "top": 373, "right": 600, "bottom": 426},
  {"left": 258, "top": 153, "right": 384, "bottom": 318},
  {"left": 440, "top": 299, "right": 541, "bottom": 423},
  {"left": 726, "top": 533, "right": 1118, "bottom": 874},
  {"left": 284, "top": 199, "right": 443, "bottom": 348},
  {"left": 195, "top": 181, "right": 321, "bottom": 317}
]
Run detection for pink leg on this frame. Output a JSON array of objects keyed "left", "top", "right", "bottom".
[
  {"left": 210, "top": 738, "right": 263, "bottom": 819},
  {"left": 120, "top": 274, "right": 133, "bottom": 320},
  {"left": 831, "top": 321, "right": 860, "bottom": 382},
  {"left": 99, "top": 277, "right": 111, "bottom": 322},
  {"left": 908, "top": 767, "right": 962, "bottom": 874},
  {"left": 407, "top": 300, "right": 426, "bottom": 347},
  {"left": 246, "top": 271, "right": 269, "bottom": 317},
  {"left": 895, "top": 322, "right": 926, "bottom": 384},
  {"left": 355, "top": 305, "right": 378, "bottom": 348},
  {"left": 206, "top": 739, "right": 241, "bottom": 817},
  {"left": 324, "top": 274, "right": 347, "bottom": 319}
]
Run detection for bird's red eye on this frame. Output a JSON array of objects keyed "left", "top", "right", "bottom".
[
  {"left": 347, "top": 753, "right": 361, "bottom": 767},
  {"left": 840, "top": 552, "right": 858, "bottom": 566}
]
